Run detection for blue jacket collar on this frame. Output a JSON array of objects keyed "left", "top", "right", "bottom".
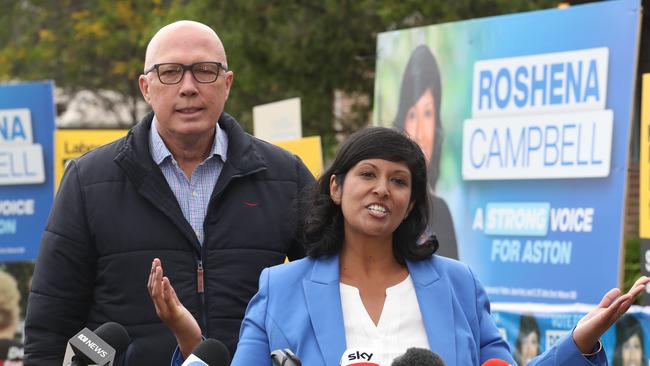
[
  {"left": 303, "top": 255, "right": 344, "bottom": 365},
  {"left": 407, "top": 257, "right": 457, "bottom": 365}
]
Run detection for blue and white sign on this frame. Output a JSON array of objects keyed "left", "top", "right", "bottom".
[
  {"left": 0, "top": 81, "right": 55, "bottom": 261},
  {"left": 374, "top": 0, "right": 642, "bottom": 303},
  {"left": 464, "top": 47, "right": 613, "bottom": 180},
  {"left": 492, "top": 304, "right": 650, "bottom": 365}
]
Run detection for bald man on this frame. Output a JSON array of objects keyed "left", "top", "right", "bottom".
[{"left": 24, "top": 20, "right": 313, "bottom": 365}]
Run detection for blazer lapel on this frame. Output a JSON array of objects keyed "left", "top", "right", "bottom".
[
  {"left": 407, "top": 258, "right": 457, "bottom": 366},
  {"left": 303, "top": 255, "right": 346, "bottom": 366}
]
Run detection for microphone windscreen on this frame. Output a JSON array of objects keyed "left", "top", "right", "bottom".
[
  {"left": 271, "top": 348, "right": 302, "bottom": 366},
  {"left": 93, "top": 322, "right": 130, "bottom": 355},
  {"left": 481, "top": 359, "right": 512, "bottom": 366},
  {"left": 391, "top": 347, "right": 446, "bottom": 366},
  {"left": 192, "top": 338, "right": 231, "bottom": 366}
]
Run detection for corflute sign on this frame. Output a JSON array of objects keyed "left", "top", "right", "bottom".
[
  {"left": 0, "top": 108, "right": 46, "bottom": 184},
  {"left": 374, "top": 0, "right": 642, "bottom": 303},
  {"left": 0, "top": 81, "right": 55, "bottom": 262}
]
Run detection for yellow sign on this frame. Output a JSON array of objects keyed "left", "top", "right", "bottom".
[
  {"left": 54, "top": 131, "right": 323, "bottom": 191},
  {"left": 640, "top": 74, "right": 650, "bottom": 238},
  {"left": 54, "top": 130, "right": 128, "bottom": 191},
  {"left": 274, "top": 136, "right": 323, "bottom": 178}
]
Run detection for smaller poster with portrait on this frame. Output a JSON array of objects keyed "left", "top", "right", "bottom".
[
  {"left": 0, "top": 265, "right": 28, "bottom": 364},
  {"left": 492, "top": 304, "right": 650, "bottom": 366}
]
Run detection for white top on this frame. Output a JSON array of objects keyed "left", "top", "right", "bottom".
[{"left": 340, "top": 275, "right": 430, "bottom": 365}]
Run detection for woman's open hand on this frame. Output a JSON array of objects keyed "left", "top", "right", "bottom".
[
  {"left": 148, "top": 258, "right": 202, "bottom": 358},
  {"left": 573, "top": 276, "right": 650, "bottom": 354}
]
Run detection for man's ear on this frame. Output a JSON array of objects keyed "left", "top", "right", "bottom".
[
  {"left": 329, "top": 175, "right": 341, "bottom": 205},
  {"left": 224, "top": 70, "right": 234, "bottom": 101},
  {"left": 138, "top": 75, "right": 151, "bottom": 105}
]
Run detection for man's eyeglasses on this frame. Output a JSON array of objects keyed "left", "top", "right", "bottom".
[{"left": 144, "top": 62, "right": 227, "bottom": 85}]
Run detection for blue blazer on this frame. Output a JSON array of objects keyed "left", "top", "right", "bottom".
[{"left": 197, "top": 255, "right": 605, "bottom": 365}]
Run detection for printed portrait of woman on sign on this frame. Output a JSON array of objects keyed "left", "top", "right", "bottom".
[{"left": 393, "top": 45, "right": 458, "bottom": 259}]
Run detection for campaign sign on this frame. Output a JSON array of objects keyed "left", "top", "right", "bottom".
[
  {"left": 0, "top": 81, "right": 55, "bottom": 261},
  {"left": 373, "top": 0, "right": 641, "bottom": 303},
  {"left": 640, "top": 73, "right": 650, "bottom": 305},
  {"left": 492, "top": 304, "right": 650, "bottom": 365},
  {"left": 54, "top": 129, "right": 129, "bottom": 191}
]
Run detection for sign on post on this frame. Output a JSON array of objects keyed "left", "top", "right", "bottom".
[
  {"left": 0, "top": 81, "right": 55, "bottom": 262},
  {"left": 253, "top": 98, "right": 302, "bottom": 142},
  {"left": 640, "top": 74, "right": 650, "bottom": 304},
  {"left": 54, "top": 130, "right": 128, "bottom": 191},
  {"left": 374, "top": 0, "right": 642, "bottom": 304}
]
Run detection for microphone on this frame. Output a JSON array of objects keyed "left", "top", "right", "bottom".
[
  {"left": 481, "top": 360, "right": 512, "bottom": 366},
  {"left": 391, "top": 348, "right": 445, "bottom": 366},
  {"left": 62, "top": 322, "right": 130, "bottom": 366},
  {"left": 181, "top": 338, "right": 230, "bottom": 366},
  {"left": 340, "top": 348, "right": 379, "bottom": 366},
  {"left": 270, "top": 348, "right": 301, "bottom": 365}
]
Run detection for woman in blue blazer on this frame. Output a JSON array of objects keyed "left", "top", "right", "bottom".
[{"left": 150, "top": 127, "right": 649, "bottom": 366}]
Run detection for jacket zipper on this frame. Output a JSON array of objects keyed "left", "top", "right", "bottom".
[
  {"left": 197, "top": 260, "right": 204, "bottom": 293},
  {"left": 200, "top": 170, "right": 264, "bottom": 336},
  {"left": 197, "top": 258, "right": 207, "bottom": 334}
]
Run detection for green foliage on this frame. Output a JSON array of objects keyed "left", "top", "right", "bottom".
[
  {"left": 0, "top": 0, "right": 556, "bottom": 154},
  {"left": 624, "top": 237, "right": 642, "bottom": 297},
  {"left": 0, "top": 0, "right": 175, "bottom": 124}
]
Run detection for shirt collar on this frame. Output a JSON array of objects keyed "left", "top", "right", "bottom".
[{"left": 149, "top": 115, "right": 228, "bottom": 165}]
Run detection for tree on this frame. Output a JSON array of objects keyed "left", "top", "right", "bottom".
[{"left": 0, "top": 0, "right": 173, "bottom": 126}]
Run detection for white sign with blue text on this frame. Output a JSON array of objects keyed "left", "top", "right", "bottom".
[
  {"left": 0, "top": 108, "right": 46, "bottom": 185},
  {"left": 463, "top": 48, "right": 612, "bottom": 180}
]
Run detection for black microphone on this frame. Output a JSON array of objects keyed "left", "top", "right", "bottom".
[
  {"left": 391, "top": 348, "right": 446, "bottom": 366},
  {"left": 63, "top": 321, "right": 130, "bottom": 366},
  {"left": 180, "top": 338, "right": 230, "bottom": 366},
  {"left": 270, "top": 348, "right": 301, "bottom": 366}
]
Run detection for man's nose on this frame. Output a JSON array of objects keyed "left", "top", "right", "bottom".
[{"left": 179, "top": 70, "right": 199, "bottom": 96}]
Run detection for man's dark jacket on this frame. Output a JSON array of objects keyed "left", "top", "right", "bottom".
[{"left": 24, "top": 112, "right": 314, "bottom": 365}]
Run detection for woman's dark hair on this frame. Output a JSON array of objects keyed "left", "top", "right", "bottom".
[
  {"left": 514, "top": 314, "right": 541, "bottom": 365},
  {"left": 393, "top": 45, "right": 444, "bottom": 190},
  {"left": 614, "top": 314, "right": 646, "bottom": 366},
  {"left": 297, "top": 127, "right": 437, "bottom": 263}
]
